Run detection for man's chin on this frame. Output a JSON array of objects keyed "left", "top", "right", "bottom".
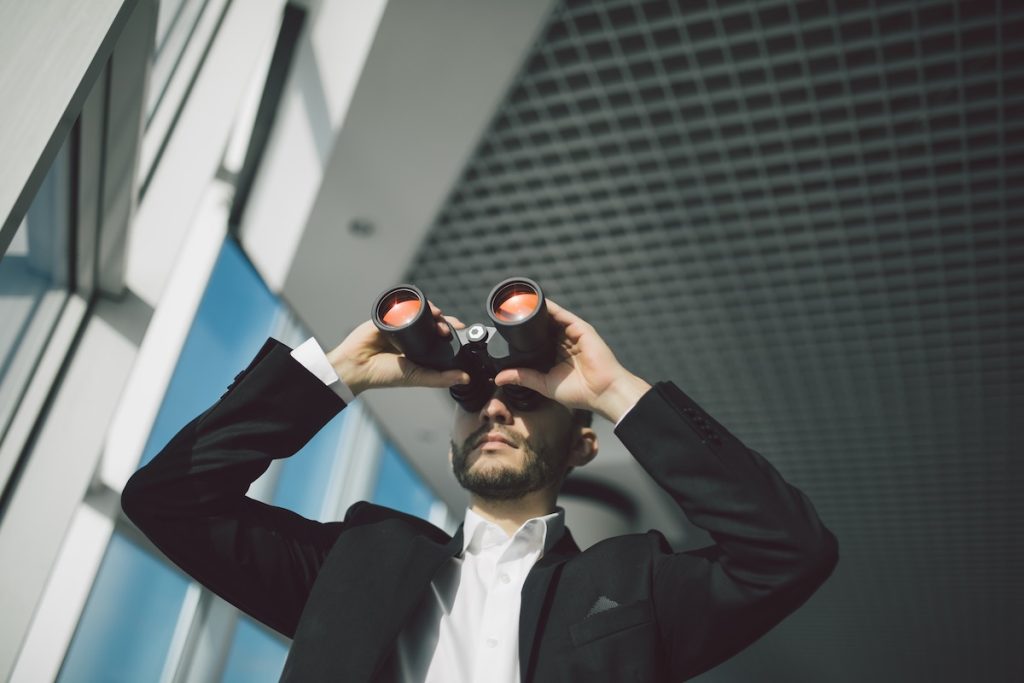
[
  {"left": 459, "top": 459, "right": 520, "bottom": 482},
  {"left": 461, "top": 482, "right": 534, "bottom": 501},
  {"left": 455, "top": 466, "right": 537, "bottom": 501}
]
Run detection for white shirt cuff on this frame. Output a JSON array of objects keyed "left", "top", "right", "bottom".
[
  {"left": 614, "top": 398, "right": 641, "bottom": 428},
  {"left": 290, "top": 337, "right": 356, "bottom": 404}
]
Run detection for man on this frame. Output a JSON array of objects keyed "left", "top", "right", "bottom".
[{"left": 122, "top": 297, "right": 838, "bottom": 682}]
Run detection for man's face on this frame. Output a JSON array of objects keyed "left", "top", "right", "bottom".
[{"left": 449, "top": 388, "right": 579, "bottom": 501}]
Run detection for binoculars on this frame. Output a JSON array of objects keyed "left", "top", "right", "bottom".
[{"left": 371, "top": 277, "right": 555, "bottom": 411}]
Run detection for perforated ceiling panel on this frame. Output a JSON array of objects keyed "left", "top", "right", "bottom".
[{"left": 404, "top": 1, "right": 1022, "bottom": 681}]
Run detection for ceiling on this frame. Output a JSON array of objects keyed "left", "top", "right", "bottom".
[{"left": 392, "top": 0, "right": 1023, "bottom": 680}]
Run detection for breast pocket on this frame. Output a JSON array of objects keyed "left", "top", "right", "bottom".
[{"left": 569, "top": 600, "right": 654, "bottom": 647}]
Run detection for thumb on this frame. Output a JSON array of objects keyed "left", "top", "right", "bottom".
[{"left": 494, "top": 367, "right": 547, "bottom": 394}]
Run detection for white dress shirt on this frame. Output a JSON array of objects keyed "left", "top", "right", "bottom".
[{"left": 390, "top": 507, "right": 565, "bottom": 683}]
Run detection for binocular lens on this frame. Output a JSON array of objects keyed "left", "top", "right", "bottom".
[
  {"left": 491, "top": 283, "right": 540, "bottom": 323},
  {"left": 379, "top": 290, "right": 422, "bottom": 328}
]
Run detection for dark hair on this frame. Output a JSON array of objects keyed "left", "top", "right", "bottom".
[{"left": 571, "top": 408, "right": 593, "bottom": 429}]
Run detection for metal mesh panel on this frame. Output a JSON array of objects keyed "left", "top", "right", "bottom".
[{"left": 406, "top": 2, "right": 1023, "bottom": 680}]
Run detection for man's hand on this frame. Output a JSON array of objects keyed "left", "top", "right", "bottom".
[
  {"left": 326, "top": 302, "right": 470, "bottom": 397},
  {"left": 493, "top": 299, "right": 651, "bottom": 423}
]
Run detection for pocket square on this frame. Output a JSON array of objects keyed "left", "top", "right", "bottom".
[{"left": 587, "top": 595, "right": 620, "bottom": 617}]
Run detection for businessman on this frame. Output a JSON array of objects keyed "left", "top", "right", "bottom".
[{"left": 122, "top": 297, "right": 838, "bottom": 682}]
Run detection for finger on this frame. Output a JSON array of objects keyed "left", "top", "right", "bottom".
[
  {"left": 443, "top": 314, "right": 466, "bottom": 330},
  {"left": 429, "top": 300, "right": 451, "bottom": 322},
  {"left": 494, "top": 367, "right": 547, "bottom": 395},
  {"left": 545, "top": 298, "right": 586, "bottom": 325},
  {"left": 545, "top": 298, "right": 591, "bottom": 340},
  {"left": 437, "top": 369, "right": 472, "bottom": 387},
  {"left": 399, "top": 358, "right": 471, "bottom": 388},
  {"left": 435, "top": 316, "right": 467, "bottom": 337}
]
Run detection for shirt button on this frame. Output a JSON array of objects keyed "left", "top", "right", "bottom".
[
  {"left": 499, "top": 573, "right": 511, "bottom": 584},
  {"left": 486, "top": 638, "right": 498, "bottom": 648}
]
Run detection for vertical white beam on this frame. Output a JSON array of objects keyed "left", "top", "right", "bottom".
[
  {"left": 101, "top": 182, "right": 231, "bottom": 491},
  {"left": 0, "top": 296, "right": 143, "bottom": 678},
  {"left": 8, "top": 504, "right": 115, "bottom": 683},
  {"left": 239, "top": 0, "right": 390, "bottom": 291},
  {"left": 126, "top": 0, "right": 286, "bottom": 307}
]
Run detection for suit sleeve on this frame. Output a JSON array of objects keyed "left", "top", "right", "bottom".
[
  {"left": 121, "top": 338, "right": 350, "bottom": 638},
  {"left": 614, "top": 381, "right": 839, "bottom": 680}
]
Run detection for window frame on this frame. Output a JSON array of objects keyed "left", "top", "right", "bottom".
[{"left": 0, "top": 0, "right": 154, "bottom": 506}]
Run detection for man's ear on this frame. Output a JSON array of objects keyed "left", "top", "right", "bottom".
[{"left": 569, "top": 428, "right": 598, "bottom": 468}]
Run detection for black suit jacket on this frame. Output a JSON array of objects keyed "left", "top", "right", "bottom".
[{"left": 122, "top": 338, "right": 838, "bottom": 682}]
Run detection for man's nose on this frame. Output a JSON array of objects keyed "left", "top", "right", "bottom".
[{"left": 479, "top": 393, "right": 513, "bottom": 424}]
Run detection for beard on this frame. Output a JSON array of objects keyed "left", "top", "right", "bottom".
[{"left": 450, "top": 425, "right": 568, "bottom": 501}]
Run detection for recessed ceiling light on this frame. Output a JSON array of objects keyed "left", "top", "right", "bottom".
[{"left": 350, "top": 218, "right": 375, "bottom": 236}]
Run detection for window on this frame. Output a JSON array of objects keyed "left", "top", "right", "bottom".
[
  {"left": 271, "top": 409, "right": 350, "bottom": 521},
  {"left": 219, "top": 617, "right": 288, "bottom": 683},
  {"left": 57, "top": 532, "right": 191, "bottom": 683},
  {"left": 0, "top": 133, "right": 72, "bottom": 442},
  {"left": 371, "top": 442, "right": 440, "bottom": 520},
  {"left": 138, "top": 239, "right": 283, "bottom": 467},
  {"left": 137, "top": 238, "right": 352, "bottom": 519},
  {"left": 64, "top": 238, "right": 448, "bottom": 680},
  {"left": 147, "top": 0, "right": 213, "bottom": 124}
]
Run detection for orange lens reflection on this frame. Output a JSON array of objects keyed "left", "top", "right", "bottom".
[
  {"left": 381, "top": 294, "right": 421, "bottom": 327},
  {"left": 493, "top": 287, "right": 539, "bottom": 322}
]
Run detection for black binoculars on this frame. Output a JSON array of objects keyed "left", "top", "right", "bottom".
[{"left": 371, "top": 277, "right": 555, "bottom": 411}]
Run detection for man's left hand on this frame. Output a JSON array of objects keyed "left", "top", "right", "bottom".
[{"left": 493, "top": 299, "right": 651, "bottom": 423}]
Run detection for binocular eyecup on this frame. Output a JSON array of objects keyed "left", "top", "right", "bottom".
[{"left": 371, "top": 277, "right": 555, "bottom": 411}]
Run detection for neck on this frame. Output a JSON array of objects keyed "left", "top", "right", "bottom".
[{"left": 468, "top": 487, "right": 558, "bottom": 537}]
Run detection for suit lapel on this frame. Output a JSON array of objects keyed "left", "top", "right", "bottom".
[
  {"left": 283, "top": 521, "right": 464, "bottom": 682},
  {"left": 378, "top": 528, "right": 464, "bottom": 652},
  {"left": 518, "top": 529, "right": 580, "bottom": 682},
  {"left": 358, "top": 526, "right": 463, "bottom": 680}
]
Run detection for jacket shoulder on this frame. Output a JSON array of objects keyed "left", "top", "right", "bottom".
[{"left": 341, "top": 501, "right": 451, "bottom": 544}]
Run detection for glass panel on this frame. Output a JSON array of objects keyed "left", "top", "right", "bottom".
[
  {"left": 371, "top": 443, "right": 438, "bottom": 520},
  {"left": 140, "top": 239, "right": 282, "bottom": 466},
  {"left": 57, "top": 532, "right": 190, "bottom": 683},
  {"left": 147, "top": 0, "right": 211, "bottom": 123},
  {"left": 0, "top": 133, "right": 71, "bottom": 442},
  {"left": 272, "top": 408, "right": 348, "bottom": 521},
  {"left": 219, "top": 617, "right": 288, "bottom": 683},
  {"left": 108, "top": 237, "right": 370, "bottom": 679}
]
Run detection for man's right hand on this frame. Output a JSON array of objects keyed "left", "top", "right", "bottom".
[{"left": 325, "top": 302, "right": 470, "bottom": 397}]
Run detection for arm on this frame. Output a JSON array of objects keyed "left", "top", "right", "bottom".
[
  {"left": 495, "top": 300, "right": 838, "bottom": 679},
  {"left": 122, "top": 310, "right": 469, "bottom": 637},
  {"left": 121, "top": 339, "right": 350, "bottom": 637},
  {"left": 615, "top": 382, "right": 837, "bottom": 680}
]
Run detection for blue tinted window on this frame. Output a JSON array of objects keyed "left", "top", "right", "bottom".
[
  {"left": 99, "top": 237, "right": 440, "bottom": 682},
  {"left": 371, "top": 443, "right": 437, "bottom": 520},
  {"left": 140, "top": 240, "right": 281, "bottom": 466},
  {"left": 58, "top": 532, "right": 190, "bottom": 683},
  {"left": 139, "top": 238, "right": 351, "bottom": 519},
  {"left": 272, "top": 408, "right": 348, "bottom": 520},
  {"left": 220, "top": 617, "right": 288, "bottom": 683}
]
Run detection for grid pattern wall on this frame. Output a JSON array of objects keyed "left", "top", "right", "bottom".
[{"left": 405, "top": 1, "right": 1024, "bottom": 681}]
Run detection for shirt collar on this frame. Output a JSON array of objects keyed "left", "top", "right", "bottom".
[{"left": 462, "top": 506, "right": 566, "bottom": 557}]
